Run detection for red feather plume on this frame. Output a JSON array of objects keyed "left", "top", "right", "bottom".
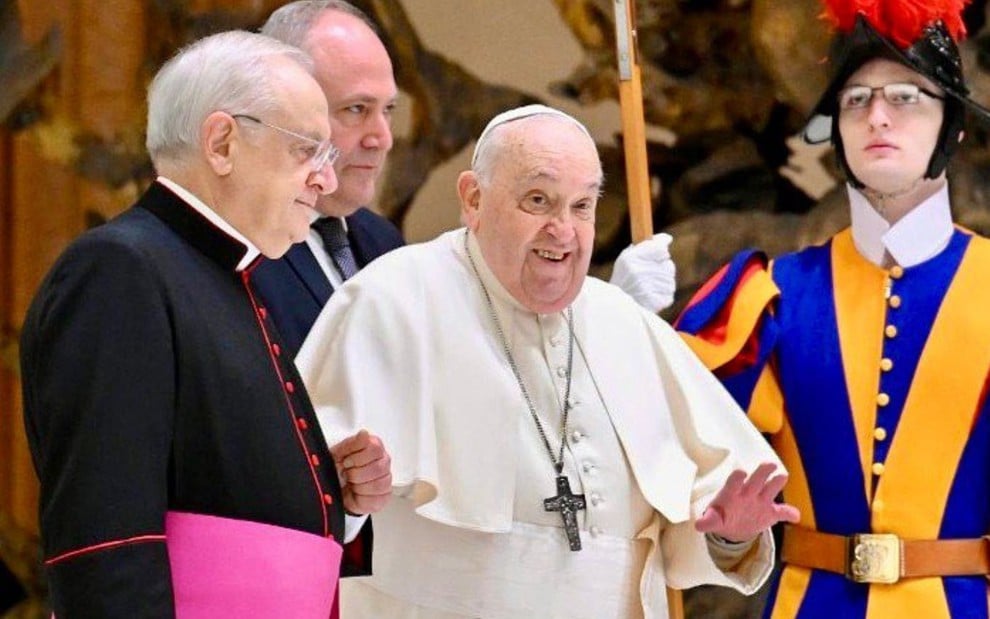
[{"left": 822, "top": 0, "right": 970, "bottom": 48}]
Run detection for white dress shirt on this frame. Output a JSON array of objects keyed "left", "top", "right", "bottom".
[{"left": 848, "top": 183, "right": 954, "bottom": 268}]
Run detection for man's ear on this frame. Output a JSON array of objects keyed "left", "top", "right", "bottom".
[
  {"left": 457, "top": 170, "right": 482, "bottom": 229},
  {"left": 201, "top": 111, "right": 238, "bottom": 176}
]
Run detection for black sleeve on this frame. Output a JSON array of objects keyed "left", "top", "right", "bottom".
[
  {"left": 21, "top": 237, "right": 177, "bottom": 618},
  {"left": 0, "top": 559, "right": 25, "bottom": 614},
  {"left": 341, "top": 518, "right": 373, "bottom": 577}
]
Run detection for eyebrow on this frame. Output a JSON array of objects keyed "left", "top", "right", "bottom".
[
  {"left": 522, "top": 169, "right": 559, "bottom": 182},
  {"left": 297, "top": 119, "right": 331, "bottom": 143},
  {"left": 299, "top": 129, "right": 329, "bottom": 144},
  {"left": 521, "top": 168, "right": 602, "bottom": 187},
  {"left": 340, "top": 94, "right": 398, "bottom": 105},
  {"left": 276, "top": 122, "right": 327, "bottom": 145},
  {"left": 844, "top": 78, "right": 930, "bottom": 88},
  {"left": 518, "top": 175, "right": 603, "bottom": 198}
]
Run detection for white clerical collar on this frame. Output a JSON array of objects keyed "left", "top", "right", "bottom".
[
  {"left": 848, "top": 183, "right": 954, "bottom": 268},
  {"left": 157, "top": 176, "right": 261, "bottom": 271}
]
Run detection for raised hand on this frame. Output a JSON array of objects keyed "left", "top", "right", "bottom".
[
  {"left": 330, "top": 429, "right": 392, "bottom": 515},
  {"left": 694, "top": 462, "right": 801, "bottom": 542}
]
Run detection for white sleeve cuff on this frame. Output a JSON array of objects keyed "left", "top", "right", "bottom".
[{"left": 343, "top": 513, "right": 370, "bottom": 544}]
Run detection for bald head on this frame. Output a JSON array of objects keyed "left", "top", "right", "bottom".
[
  {"left": 261, "top": 1, "right": 379, "bottom": 46},
  {"left": 471, "top": 105, "right": 600, "bottom": 188}
]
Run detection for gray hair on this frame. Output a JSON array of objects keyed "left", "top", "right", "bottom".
[
  {"left": 261, "top": 0, "right": 380, "bottom": 50},
  {"left": 145, "top": 30, "right": 313, "bottom": 165},
  {"left": 472, "top": 104, "right": 596, "bottom": 185}
]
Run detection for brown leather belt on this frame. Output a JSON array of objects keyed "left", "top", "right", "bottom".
[{"left": 782, "top": 525, "right": 990, "bottom": 584}]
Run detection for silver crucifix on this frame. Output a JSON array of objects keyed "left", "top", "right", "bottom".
[{"left": 544, "top": 474, "right": 587, "bottom": 551}]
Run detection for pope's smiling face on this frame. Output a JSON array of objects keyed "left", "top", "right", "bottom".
[{"left": 459, "top": 116, "right": 602, "bottom": 314}]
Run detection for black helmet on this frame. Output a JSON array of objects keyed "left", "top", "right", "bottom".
[{"left": 802, "top": 0, "right": 990, "bottom": 188}]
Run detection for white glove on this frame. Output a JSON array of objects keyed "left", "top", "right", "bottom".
[{"left": 610, "top": 232, "right": 677, "bottom": 313}]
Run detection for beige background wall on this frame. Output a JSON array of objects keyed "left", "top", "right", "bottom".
[
  {"left": 395, "top": 0, "right": 829, "bottom": 241},
  {"left": 398, "top": 0, "right": 628, "bottom": 241}
]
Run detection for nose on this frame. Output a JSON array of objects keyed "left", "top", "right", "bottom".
[
  {"left": 866, "top": 95, "right": 892, "bottom": 130},
  {"left": 309, "top": 163, "right": 338, "bottom": 195},
  {"left": 544, "top": 206, "right": 576, "bottom": 242},
  {"left": 360, "top": 112, "right": 394, "bottom": 152}
]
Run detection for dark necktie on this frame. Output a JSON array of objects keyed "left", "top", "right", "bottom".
[{"left": 311, "top": 217, "right": 359, "bottom": 280}]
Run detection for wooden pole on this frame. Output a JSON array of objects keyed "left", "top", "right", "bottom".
[
  {"left": 614, "top": 2, "right": 684, "bottom": 618},
  {"left": 614, "top": 0, "right": 654, "bottom": 244}
]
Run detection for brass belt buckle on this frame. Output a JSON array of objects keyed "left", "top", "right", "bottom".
[{"left": 847, "top": 533, "right": 902, "bottom": 584}]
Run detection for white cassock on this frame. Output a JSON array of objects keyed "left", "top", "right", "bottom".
[{"left": 297, "top": 229, "right": 782, "bottom": 619}]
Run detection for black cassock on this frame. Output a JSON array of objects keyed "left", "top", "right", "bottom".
[{"left": 20, "top": 181, "right": 369, "bottom": 617}]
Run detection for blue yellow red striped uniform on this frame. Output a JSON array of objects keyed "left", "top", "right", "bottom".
[{"left": 677, "top": 227, "right": 990, "bottom": 618}]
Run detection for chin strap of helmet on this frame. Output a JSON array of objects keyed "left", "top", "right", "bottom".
[
  {"left": 832, "top": 113, "right": 865, "bottom": 189},
  {"left": 927, "top": 97, "right": 965, "bottom": 178}
]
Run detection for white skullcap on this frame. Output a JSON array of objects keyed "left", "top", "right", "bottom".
[{"left": 471, "top": 104, "right": 593, "bottom": 167}]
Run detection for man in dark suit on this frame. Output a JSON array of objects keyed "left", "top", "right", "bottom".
[
  {"left": 252, "top": 1, "right": 404, "bottom": 357},
  {"left": 19, "top": 31, "right": 390, "bottom": 618}
]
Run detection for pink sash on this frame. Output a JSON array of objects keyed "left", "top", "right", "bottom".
[{"left": 166, "top": 511, "right": 341, "bottom": 618}]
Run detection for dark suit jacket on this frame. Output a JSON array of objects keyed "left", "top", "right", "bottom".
[
  {"left": 251, "top": 207, "right": 404, "bottom": 358},
  {"left": 20, "top": 182, "right": 360, "bottom": 617}
]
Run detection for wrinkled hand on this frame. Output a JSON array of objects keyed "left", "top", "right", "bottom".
[
  {"left": 330, "top": 429, "right": 392, "bottom": 515},
  {"left": 695, "top": 462, "right": 800, "bottom": 542},
  {"left": 609, "top": 232, "right": 677, "bottom": 313}
]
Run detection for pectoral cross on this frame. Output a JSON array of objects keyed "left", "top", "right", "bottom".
[{"left": 544, "top": 474, "right": 586, "bottom": 551}]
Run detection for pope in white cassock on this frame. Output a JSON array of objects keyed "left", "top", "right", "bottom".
[{"left": 297, "top": 105, "right": 800, "bottom": 619}]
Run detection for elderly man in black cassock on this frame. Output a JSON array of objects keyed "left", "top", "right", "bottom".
[{"left": 19, "top": 30, "right": 390, "bottom": 618}]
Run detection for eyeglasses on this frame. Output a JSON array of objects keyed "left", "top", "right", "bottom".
[
  {"left": 232, "top": 114, "right": 340, "bottom": 172},
  {"left": 837, "top": 83, "right": 945, "bottom": 111}
]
